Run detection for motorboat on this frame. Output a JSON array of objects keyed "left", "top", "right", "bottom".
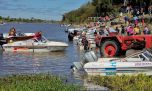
[
  {"left": 72, "top": 49, "right": 152, "bottom": 76},
  {"left": 2, "top": 32, "right": 68, "bottom": 52}
]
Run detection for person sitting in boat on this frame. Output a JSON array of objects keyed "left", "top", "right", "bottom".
[{"left": 9, "top": 27, "right": 16, "bottom": 37}]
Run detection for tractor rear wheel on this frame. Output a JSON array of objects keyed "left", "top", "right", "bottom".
[{"left": 100, "top": 40, "right": 120, "bottom": 57}]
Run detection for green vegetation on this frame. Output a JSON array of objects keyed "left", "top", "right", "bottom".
[
  {"left": 62, "top": 0, "right": 120, "bottom": 23},
  {"left": 89, "top": 74, "right": 152, "bottom": 91},
  {"left": 62, "top": 0, "right": 152, "bottom": 23},
  {"left": 62, "top": 2, "right": 96, "bottom": 23},
  {"left": 0, "top": 74, "right": 84, "bottom": 91},
  {"left": 0, "top": 16, "right": 59, "bottom": 23}
]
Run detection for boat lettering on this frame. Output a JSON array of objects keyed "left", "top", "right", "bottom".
[
  {"left": 106, "top": 72, "right": 116, "bottom": 76},
  {"left": 135, "top": 62, "right": 152, "bottom": 66}
]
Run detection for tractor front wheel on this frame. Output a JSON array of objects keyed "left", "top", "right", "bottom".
[{"left": 100, "top": 40, "right": 120, "bottom": 57}]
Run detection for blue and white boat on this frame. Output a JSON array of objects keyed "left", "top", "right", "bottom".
[{"left": 72, "top": 50, "right": 152, "bottom": 76}]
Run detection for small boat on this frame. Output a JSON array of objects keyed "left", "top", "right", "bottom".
[
  {"left": 2, "top": 32, "right": 68, "bottom": 52},
  {"left": 0, "top": 22, "right": 6, "bottom": 25},
  {"left": 72, "top": 49, "right": 152, "bottom": 76}
]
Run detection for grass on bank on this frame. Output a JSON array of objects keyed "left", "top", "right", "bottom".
[
  {"left": 90, "top": 74, "right": 152, "bottom": 91},
  {"left": 0, "top": 74, "right": 85, "bottom": 91}
]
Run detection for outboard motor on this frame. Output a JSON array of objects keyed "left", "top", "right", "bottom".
[
  {"left": 0, "top": 33, "right": 7, "bottom": 51},
  {"left": 84, "top": 51, "right": 98, "bottom": 63},
  {"left": 0, "top": 33, "right": 7, "bottom": 45},
  {"left": 68, "top": 32, "right": 74, "bottom": 41},
  {"left": 71, "top": 51, "right": 98, "bottom": 72}
]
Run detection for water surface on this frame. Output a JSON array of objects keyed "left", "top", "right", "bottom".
[{"left": 0, "top": 23, "right": 82, "bottom": 84}]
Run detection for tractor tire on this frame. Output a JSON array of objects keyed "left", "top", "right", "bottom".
[{"left": 100, "top": 40, "right": 120, "bottom": 57}]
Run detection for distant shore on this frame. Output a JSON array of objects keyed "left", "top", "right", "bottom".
[{"left": 0, "top": 16, "right": 60, "bottom": 24}]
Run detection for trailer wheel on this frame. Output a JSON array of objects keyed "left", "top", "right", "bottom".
[{"left": 100, "top": 40, "right": 120, "bottom": 57}]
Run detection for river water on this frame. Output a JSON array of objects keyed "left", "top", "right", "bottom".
[{"left": 0, "top": 23, "right": 83, "bottom": 84}]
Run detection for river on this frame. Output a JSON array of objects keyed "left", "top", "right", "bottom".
[{"left": 0, "top": 23, "right": 83, "bottom": 84}]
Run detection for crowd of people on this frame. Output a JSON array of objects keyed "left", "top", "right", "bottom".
[{"left": 79, "top": 13, "right": 151, "bottom": 51}]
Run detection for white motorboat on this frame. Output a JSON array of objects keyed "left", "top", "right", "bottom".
[
  {"left": 2, "top": 32, "right": 68, "bottom": 52},
  {"left": 72, "top": 49, "right": 152, "bottom": 76}
]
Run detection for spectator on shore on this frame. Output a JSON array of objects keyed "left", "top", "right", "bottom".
[
  {"left": 148, "top": 6, "right": 152, "bottom": 16},
  {"left": 136, "top": 9, "right": 140, "bottom": 16},
  {"left": 105, "top": 15, "right": 109, "bottom": 21},
  {"left": 121, "top": 25, "right": 125, "bottom": 35},
  {"left": 115, "top": 26, "right": 120, "bottom": 33},
  {"left": 99, "top": 28, "right": 105, "bottom": 35},
  {"left": 126, "top": 6, "right": 130, "bottom": 14},
  {"left": 81, "top": 34, "right": 89, "bottom": 52},
  {"left": 120, "top": 12, "right": 123, "bottom": 17},
  {"left": 140, "top": 8, "right": 144, "bottom": 16},
  {"left": 141, "top": 17, "right": 145, "bottom": 26},
  {"left": 133, "top": 16, "right": 138, "bottom": 26},
  {"left": 143, "top": 26, "right": 150, "bottom": 34},
  {"left": 94, "top": 32, "right": 101, "bottom": 52},
  {"left": 133, "top": 26, "right": 140, "bottom": 35},
  {"left": 127, "top": 26, "right": 134, "bottom": 36},
  {"left": 124, "top": 16, "right": 129, "bottom": 24}
]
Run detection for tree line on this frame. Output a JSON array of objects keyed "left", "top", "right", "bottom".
[
  {"left": 0, "top": 16, "right": 58, "bottom": 23},
  {"left": 62, "top": 0, "right": 152, "bottom": 24}
]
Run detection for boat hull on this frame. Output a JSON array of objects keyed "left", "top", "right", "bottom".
[
  {"left": 3, "top": 40, "right": 68, "bottom": 52},
  {"left": 2, "top": 33, "right": 68, "bottom": 52},
  {"left": 84, "top": 62, "right": 152, "bottom": 76},
  {"left": 3, "top": 46, "right": 67, "bottom": 52}
]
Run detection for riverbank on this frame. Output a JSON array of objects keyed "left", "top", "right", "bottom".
[
  {"left": 0, "top": 74, "right": 84, "bottom": 91},
  {"left": 0, "top": 16, "right": 59, "bottom": 24},
  {"left": 89, "top": 74, "right": 152, "bottom": 91}
]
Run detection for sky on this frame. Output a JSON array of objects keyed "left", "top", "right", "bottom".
[{"left": 0, "top": 0, "right": 90, "bottom": 20}]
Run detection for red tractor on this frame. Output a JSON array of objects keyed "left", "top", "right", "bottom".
[{"left": 99, "top": 33, "right": 152, "bottom": 57}]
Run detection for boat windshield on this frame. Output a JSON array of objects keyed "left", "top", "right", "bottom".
[
  {"left": 34, "top": 36, "right": 47, "bottom": 43},
  {"left": 138, "top": 51, "right": 152, "bottom": 61},
  {"left": 143, "top": 51, "right": 152, "bottom": 61},
  {"left": 138, "top": 54, "right": 146, "bottom": 61}
]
